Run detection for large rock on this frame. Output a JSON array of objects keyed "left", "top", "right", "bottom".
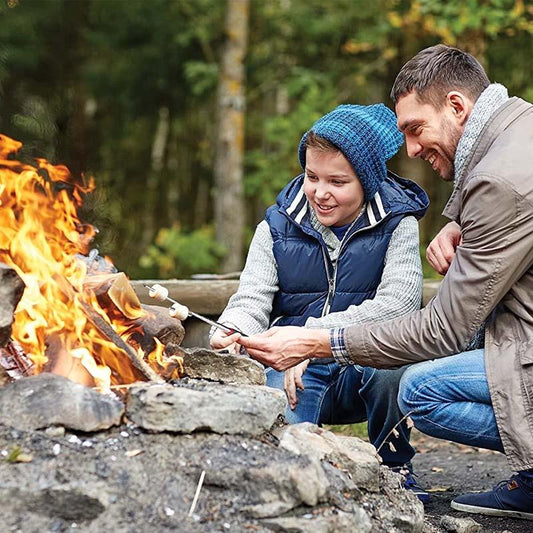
[
  {"left": 261, "top": 507, "right": 372, "bottom": 533},
  {"left": 126, "top": 381, "right": 286, "bottom": 436},
  {"left": 279, "top": 423, "right": 380, "bottom": 492},
  {"left": 0, "top": 373, "right": 124, "bottom": 431},
  {"left": 180, "top": 347, "right": 266, "bottom": 385},
  {"left": 0, "top": 421, "right": 424, "bottom": 532},
  {"left": 0, "top": 263, "right": 25, "bottom": 348},
  {"left": 199, "top": 438, "right": 330, "bottom": 518}
]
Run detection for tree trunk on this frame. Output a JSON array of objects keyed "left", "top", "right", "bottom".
[
  {"left": 141, "top": 107, "right": 170, "bottom": 249},
  {"left": 214, "top": 0, "right": 250, "bottom": 272}
]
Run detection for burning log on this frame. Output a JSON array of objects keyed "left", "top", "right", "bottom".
[
  {"left": 80, "top": 300, "right": 162, "bottom": 383},
  {"left": 52, "top": 273, "right": 162, "bottom": 384},
  {"left": 0, "top": 263, "right": 25, "bottom": 348},
  {"left": 129, "top": 304, "right": 185, "bottom": 355},
  {"left": 0, "top": 339, "right": 34, "bottom": 382}
]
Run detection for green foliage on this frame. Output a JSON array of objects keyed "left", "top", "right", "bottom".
[
  {"left": 0, "top": 0, "right": 532, "bottom": 276},
  {"left": 326, "top": 422, "right": 369, "bottom": 440},
  {"left": 139, "top": 225, "right": 226, "bottom": 278},
  {"left": 245, "top": 70, "right": 337, "bottom": 205}
]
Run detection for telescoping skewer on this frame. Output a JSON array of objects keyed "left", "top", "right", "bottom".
[{"left": 144, "top": 284, "right": 246, "bottom": 337}]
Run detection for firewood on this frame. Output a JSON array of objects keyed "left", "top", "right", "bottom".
[
  {"left": 0, "top": 365, "right": 9, "bottom": 386},
  {"left": 53, "top": 274, "right": 161, "bottom": 383},
  {"left": 79, "top": 300, "right": 162, "bottom": 383},
  {"left": 129, "top": 304, "right": 185, "bottom": 355}
]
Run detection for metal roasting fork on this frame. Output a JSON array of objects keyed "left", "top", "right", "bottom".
[{"left": 143, "top": 284, "right": 247, "bottom": 337}]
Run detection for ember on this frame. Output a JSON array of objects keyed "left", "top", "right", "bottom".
[{"left": 0, "top": 134, "right": 182, "bottom": 391}]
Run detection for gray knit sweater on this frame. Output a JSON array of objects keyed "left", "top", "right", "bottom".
[{"left": 212, "top": 209, "right": 423, "bottom": 337}]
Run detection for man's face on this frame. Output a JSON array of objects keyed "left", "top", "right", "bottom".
[{"left": 396, "top": 92, "right": 464, "bottom": 182}]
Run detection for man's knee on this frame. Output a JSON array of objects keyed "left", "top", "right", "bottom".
[{"left": 398, "top": 363, "right": 430, "bottom": 415}]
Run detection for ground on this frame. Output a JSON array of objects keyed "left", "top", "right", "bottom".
[{"left": 411, "top": 430, "right": 531, "bottom": 533}]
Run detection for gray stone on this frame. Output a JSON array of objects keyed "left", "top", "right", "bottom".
[
  {"left": 207, "top": 446, "right": 330, "bottom": 517},
  {"left": 261, "top": 507, "right": 372, "bottom": 532},
  {"left": 180, "top": 347, "right": 266, "bottom": 385},
  {"left": 0, "top": 263, "right": 25, "bottom": 347},
  {"left": 126, "top": 381, "right": 286, "bottom": 435},
  {"left": 0, "top": 373, "right": 124, "bottom": 431},
  {"left": 440, "top": 515, "right": 482, "bottom": 533},
  {"left": 366, "top": 468, "right": 425, "bottom": 532},
  {"left": 279, "top": 423, "right": 380, "bottom": 492},
  {"left": 0, "top": 422, "right": 424, "bottom": 532},
  {"left": 0, "top": 482, "right": 109, "bottom": 521}
]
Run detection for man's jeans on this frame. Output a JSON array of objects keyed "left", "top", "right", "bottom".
[
  {"left": 266, "top": 361, "right": 414, "bottom": 467},
  {"left": 398, "top": 349, "right": 504, "bottom": 453}
]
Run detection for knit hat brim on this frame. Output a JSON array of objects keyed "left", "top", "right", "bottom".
[{"left": 298, "top": 104, "right": 403, "bottom": 201}]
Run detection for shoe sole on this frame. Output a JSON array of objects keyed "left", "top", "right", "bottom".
[{"left": 451, "top": 500, "right": 533, "bottom": 520}]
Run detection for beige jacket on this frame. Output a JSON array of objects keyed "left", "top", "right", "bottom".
[{"left": 344, "top": 97, "right": 533, "bottom": 470}]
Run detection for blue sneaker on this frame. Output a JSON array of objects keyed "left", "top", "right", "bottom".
[
  {"left": 451, "top": 474, "right": 533, "bottom": 520},
  {"left": 391, "top": 464, "right": 430, "bottom": 504}
]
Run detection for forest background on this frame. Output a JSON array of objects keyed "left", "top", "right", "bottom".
[{"left": 1, "top": 0, "right": 532, "bottom": 279}]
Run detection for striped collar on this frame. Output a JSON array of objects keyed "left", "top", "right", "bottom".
[{"left": 284, "top": 182, "right": 389, "bottom": 231}]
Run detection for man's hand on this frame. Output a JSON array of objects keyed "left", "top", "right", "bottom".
[
  {"left": 426, "top": 221, "right": 462, "bottom": 275},
  {"left": 284, "top": 359, "right": 309, "bottom": 410},
  {"left": 237, "top": 326, "right": 331, "bottom": 371},
  {"left": 210, "top": 328, "right": 241, "bottom": 354}
]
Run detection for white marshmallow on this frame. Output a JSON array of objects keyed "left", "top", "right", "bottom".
[
  {"left": 169, "top": 302, "right": 189, "bottom": 321},
  {"left": 148, "top": 284, "right": 169, "bottom": 301}
]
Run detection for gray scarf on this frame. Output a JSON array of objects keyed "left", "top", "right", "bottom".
[
  {"left": 453, "top": 83, "right": 509, "bottom": 351},
  {"left": 454, "top": 83, "right": 509, "bottom": 182}
]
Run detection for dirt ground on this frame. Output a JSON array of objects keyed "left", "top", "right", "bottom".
[{"left": 410, "top": 431, "right": 532, "bottom": 533}]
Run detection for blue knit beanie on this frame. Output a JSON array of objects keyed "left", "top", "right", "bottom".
[{"left": 298, "top": 104, "right": 403, "bottom": 201}]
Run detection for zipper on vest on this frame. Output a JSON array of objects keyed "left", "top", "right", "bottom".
[
  {"left": 320, "top": 212, "right": 389, "bottom": 318},
  {"left": 321, "top": 247, "right": 337, "bottom": 317}
]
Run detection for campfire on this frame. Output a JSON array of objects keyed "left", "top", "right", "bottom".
[{"left": 0, "top": 134, "right": 183, "bottom": 393}]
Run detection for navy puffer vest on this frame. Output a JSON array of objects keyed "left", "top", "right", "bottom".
[{"left": 265, "top": 171, "right": 428, "bottom": 327}]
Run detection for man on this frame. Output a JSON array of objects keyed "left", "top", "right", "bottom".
[{"left": 238, "top": 44, "right": 533, "bottom": 520}]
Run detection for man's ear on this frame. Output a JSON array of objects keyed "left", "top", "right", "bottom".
[{"left": 446, "top": 91, "right": 473, "bottom": 125}]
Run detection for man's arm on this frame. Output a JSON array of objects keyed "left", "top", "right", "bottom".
[{"left": 240, "top": 175, "right": 533, "bottom": 370}]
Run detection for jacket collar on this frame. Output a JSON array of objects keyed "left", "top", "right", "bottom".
[{"left": 444, "top": 97, "right": 533, "bottom": 221}]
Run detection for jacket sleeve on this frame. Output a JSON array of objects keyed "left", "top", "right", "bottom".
[
  {"left": 343, "top": 174, "right": 533, "bottom": 367},
  {"left": 304, "top": 216, "right": 422, "bottom": 329},
  {"left": 211, "top": 220, "right": 278, "bottom": 337}
]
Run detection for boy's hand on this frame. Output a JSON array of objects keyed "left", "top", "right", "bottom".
[
  {"left": 284, "top": 360, "right": 309, "bottom": 409},
  {"left": 210, "top": 328, "right": 241, "bottom": 354}
]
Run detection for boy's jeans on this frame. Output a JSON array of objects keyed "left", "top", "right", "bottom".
[
  {"left": 398, "top": 349, "right": 504, "bottom": 452},
  {"left": 266, "top": 361, "right": 414, "bottom": 467}
]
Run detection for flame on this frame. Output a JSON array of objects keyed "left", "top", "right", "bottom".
[{"left": 0, "top": 134, "right": 182, "bottom": 390}]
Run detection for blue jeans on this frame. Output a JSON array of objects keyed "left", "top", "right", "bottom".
[
  {"left": 398, "top": 349, "right": 504, "bottom": 453},
  {"left": 266, "top": 361, "right": 414, "bottom": 467}
]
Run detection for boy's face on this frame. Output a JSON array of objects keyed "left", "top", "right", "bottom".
[{"left": 303, "top": 147, "right": 364, "bottom": 227}]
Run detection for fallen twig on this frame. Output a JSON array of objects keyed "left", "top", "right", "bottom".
[
  {"left": 188, "top": 470, "right": 206, "bottom": 517},
  {"left": 375, "top": 410, "right": 415, "bottom": 458}
]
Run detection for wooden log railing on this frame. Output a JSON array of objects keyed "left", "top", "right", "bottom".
[{"left": 131, "top": 279, "right": 442, "bottom": 348}]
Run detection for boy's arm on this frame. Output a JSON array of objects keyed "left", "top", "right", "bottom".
[
  {"left": 210, "top": 221, "right": 278, "bottom": 338},
  {"left": 305, "top": 216, "right": 422, "bottom": 329}
]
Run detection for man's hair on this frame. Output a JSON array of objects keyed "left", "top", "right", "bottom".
[
  {"left": 304, "top": 131, "right": 339, "bottom": 153},
  {"left": 390, "top": 44, "right": 490, "bottom": 108}
]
